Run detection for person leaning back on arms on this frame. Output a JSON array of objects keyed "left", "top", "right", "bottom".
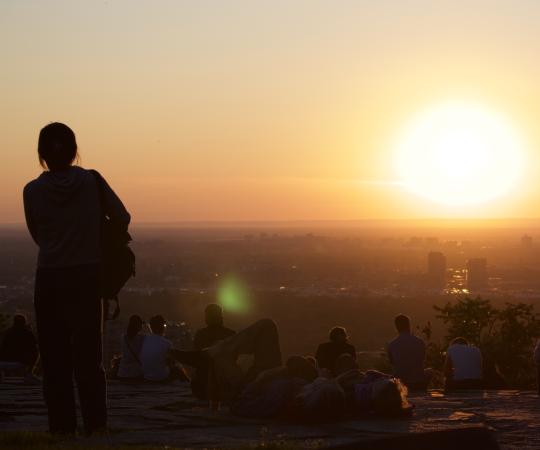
[{"left": 23, "top": 122, "right": 131, "bottom": 435}]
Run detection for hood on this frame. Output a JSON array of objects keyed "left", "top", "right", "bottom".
[{"left": 36, "top": 166, "right": 88, "bottom": 203}]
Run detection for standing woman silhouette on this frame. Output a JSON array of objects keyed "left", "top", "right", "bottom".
[{"left": 23, "top": 123, "right": 131, "bottom": 435}]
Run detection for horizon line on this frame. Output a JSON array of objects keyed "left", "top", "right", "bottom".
[{"left": 4, "top": 217, "right": 540, "bottom": 228}]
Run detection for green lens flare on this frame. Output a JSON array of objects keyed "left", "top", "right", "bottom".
[{"left": 217, "top": 276, "right": 250, "bottom": 313}]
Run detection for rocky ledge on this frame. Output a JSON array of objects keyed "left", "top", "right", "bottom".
[{"left": 1, "top": 378, "right": 539, "bottom": 449}]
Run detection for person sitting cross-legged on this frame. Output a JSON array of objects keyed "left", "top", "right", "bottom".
[
  {"left": 140, "top": 315, "right": 188, "bottom": 383},
  {"left": 193, "top": 304, "right": 236, "bottom": 350},
  {"left": 0, "top": 314, "right": 40, "bottom": 384},
  {"left": 315, "top": 327, "right": 356, "bottom": 376},
  {"left": 387, "top": 314, "right": 429, "bottom": 391},
  {"left": 444, "top": 337, "right": 483, "bottom": 391},
  {"left": 190, "top": 304, "right": 235, "bottom": 399}
]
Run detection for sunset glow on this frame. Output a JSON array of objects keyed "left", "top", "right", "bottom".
[{"left": 2, "top": 2, "right": 540, "bottom": 222}]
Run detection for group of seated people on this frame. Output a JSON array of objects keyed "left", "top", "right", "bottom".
[
  {"left": 113, "top": 305, "right": 486, "bottom": 420},
  {"left": 0, "top": 307, "right": 495, "bottom": 420}
]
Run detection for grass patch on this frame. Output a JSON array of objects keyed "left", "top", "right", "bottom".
[
  {"left": 0, "top": 431, "right": 310, "bottom": 450},
  {"left": 0, "top": 431, "right": 175, "bottom": 450}
]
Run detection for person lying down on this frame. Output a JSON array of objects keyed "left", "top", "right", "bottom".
[
  {"left": 233, "top": 361, "right": 411, "bottom": 421},
  {"left": 169, "top": 319, "right": 412, "bottom": 421}
]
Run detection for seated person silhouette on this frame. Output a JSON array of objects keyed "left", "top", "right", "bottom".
[
  {"left": 117, "top": 315, "right": 146, "bottom": 381},
  {"left": 191, "top": 304, "right": 235, "bottom": 399},
  {"left": 387, "top": 314, "right": 429, "bottom": 391},
  {"left": 170, "top": 318, "right": 283, "bottom": 408},
  {"left": 194, "top": 304, "right": 235, "bottom": 349},
  {"left": 444, "top": 337, "right": 483, "bottom": 391},
  {"left": 140, "top": 315, "right": 188, "bottom": 383},
  {"left": 315, "top": 327, "right": 356, "bottom": 375},
  {"left": 0, "top": 314, "right": 40, "bottom": 384}
]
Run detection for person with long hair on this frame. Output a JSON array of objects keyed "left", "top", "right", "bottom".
[
  {"left": 117, "top": 315, "right": 145, "bottom": 381},
  {"left": 23, "top": 122, "right": 130, "bottom": 435}
]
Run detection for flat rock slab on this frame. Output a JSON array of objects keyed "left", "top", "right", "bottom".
[{"left": 1, "top": 378, "right": 539, "bottom": 449}]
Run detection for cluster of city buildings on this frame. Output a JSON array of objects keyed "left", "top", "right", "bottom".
[{"left": 427, "top": 235, "right": 535, "bottom": 294}]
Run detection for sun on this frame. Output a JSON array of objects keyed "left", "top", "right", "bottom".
[{"left": 394, "top": 101, "right": 525, "bottom": 206}]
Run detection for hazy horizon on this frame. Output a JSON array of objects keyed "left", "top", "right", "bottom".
[{"left": 5, "top": 217, "right": 540, "bottom": 233}]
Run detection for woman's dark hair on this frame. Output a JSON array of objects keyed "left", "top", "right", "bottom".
[
  {"left": 126, "top": 315, "right": 143, "bottom": 340},
  {"left": 38, "top": 122, "right": 78, "bottom": 170}
]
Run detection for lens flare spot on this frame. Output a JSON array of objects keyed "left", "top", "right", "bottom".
[{"left": 217, "top": 276, "right": 251, "bottom": 313}]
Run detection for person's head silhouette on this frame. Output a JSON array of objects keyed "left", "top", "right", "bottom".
[
  {"left": 205, "top": 303, "right": 224, "bottom": 327},
  {"left": 38, "top": 122, "right": 78, "bottom": 171},
  {"left": 149, "top": 315, "right": 166, "bottom": 336},
  {"left": 126, "top": 315, "right": 143, "bottom": 340},
  {"left": 394, "top": 314, "right": 411, "bottom": 334},
  {"left": 13, "top": 314, "right": 27, "bottom": 329},
  {"left": 329, "top": 326, "right": 348, "bottom": 344}
]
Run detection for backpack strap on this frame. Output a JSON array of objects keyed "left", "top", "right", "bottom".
[{"left": 90, "top": 169, "right": 120, "bottom": 321}]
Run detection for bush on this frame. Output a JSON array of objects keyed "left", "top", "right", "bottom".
[{"left": 430, "top": 297, "right": 540, "bottom": 388}]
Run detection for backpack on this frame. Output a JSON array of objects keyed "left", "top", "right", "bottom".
[{"left": 90, "top": 170, "right": 136, "bottom": 320}]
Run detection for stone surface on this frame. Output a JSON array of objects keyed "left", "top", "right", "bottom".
[{"left": 1, "top": 377, "right": 539, "bottom": 449}]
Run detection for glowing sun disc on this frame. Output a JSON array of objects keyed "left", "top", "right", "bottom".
[{"left": 394, "top": 101, "right": 525, "bottom": 206}]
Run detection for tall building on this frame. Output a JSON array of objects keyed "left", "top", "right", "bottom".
[
  {"left": 467, "top": 258, "right": 488, "bottom": 290},
  {"left": 427, "top": 251, "right": 446, "bottom": 289}
]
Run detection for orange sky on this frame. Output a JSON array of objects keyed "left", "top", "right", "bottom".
[{"left": 2, "top": 1, "right": 540, "bottom": 223}]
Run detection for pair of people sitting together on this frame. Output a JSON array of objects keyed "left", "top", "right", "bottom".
[
  {"left": 116, "top": 304, "right": 234, "bottom": 383},
  {"left": 388, "top": 314, "right": 483, "bottom": 391}
]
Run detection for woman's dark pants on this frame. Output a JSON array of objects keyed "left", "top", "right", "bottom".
[{"left": 34, "top": 264, "right": 106, "bottom": 434}]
